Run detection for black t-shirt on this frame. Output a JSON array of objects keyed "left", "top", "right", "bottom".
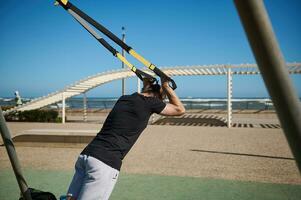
[{"left": 81, "top": 92, "right": 166, "bottom": 170}]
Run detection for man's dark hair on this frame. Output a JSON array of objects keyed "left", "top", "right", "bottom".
[{"left": 141, "top": 78, "right": 164, "bottom": 99}]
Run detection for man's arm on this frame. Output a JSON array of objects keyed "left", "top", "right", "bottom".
[{"left": 160, "top": 81, "right": 185, "bottom": 116}]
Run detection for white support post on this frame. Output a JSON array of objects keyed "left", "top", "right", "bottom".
[
  {"left": 137, "top": 78, "right": 141, "bottom": 93},
  {"left": 83, "top": 92, "right": 87, "bottom": 122},
  {"left": 62, "top": 92, "right": 65, "bottom": 124},
  {"left": 227, "top": 67, "right": 232, "bottom": 128}
]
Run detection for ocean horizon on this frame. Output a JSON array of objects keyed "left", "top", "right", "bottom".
[{"left": 1, "top": 96, "right": 291, "bottom": 110}]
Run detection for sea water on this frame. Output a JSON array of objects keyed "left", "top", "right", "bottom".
[{"left": 0, "top": 97, "right": 279, "bottom": 110}]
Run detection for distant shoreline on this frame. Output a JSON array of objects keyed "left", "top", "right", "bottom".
[{"left": 1, "top": 97, "right": 300, "bottom": 111}]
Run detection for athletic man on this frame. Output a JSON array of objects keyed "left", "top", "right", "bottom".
[{"left": 66, "top": 78, "right": 185, "bottom": 200}]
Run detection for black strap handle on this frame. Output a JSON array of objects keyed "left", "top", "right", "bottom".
[{"left": 153, "top": 68, "right": 177, "bottom": 90}]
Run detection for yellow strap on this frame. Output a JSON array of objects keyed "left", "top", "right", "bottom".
[
  {"left": 149, "top": 64, "right": 155, "bottom": 70},
  {"left": 60, "top": 0, "right": 68, "bottom": 5},
  {"left": 54, "top": 0, "right": 68, "bottom": 6},
  {"left": 129, "top": 49, "right": 155, "bottom": 70},
  {"left": 116, "top": 53, "right": 136, "bottom": 72}
]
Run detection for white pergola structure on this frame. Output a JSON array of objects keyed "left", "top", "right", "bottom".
[
  {"left": 227, "top": 67, "right": 232, "bottom": 128},
  {"left": 4, "top": 63, "right": 301, "bottom": 127}
]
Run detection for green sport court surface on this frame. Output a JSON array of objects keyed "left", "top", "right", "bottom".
[{"left": 0, "top": 169, "right": 300, "bottom": 200}]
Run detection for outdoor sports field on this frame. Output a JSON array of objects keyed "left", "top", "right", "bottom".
[{"left": 1, "top": 123, "right": 301, "bottom": 199}]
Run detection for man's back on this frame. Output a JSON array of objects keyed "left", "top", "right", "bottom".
[{"left": 81, "top": 92, "right": 166, "bottom": 170}]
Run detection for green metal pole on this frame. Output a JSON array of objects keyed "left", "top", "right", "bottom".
[
  {"left": 234, "top": 0, "right": 301, "bottom": 172},
  {"left": 0, "top": 107, "right": 32, "bottom": 200}
]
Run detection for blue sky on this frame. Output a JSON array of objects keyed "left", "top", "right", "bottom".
[{"left": 0, "top": 0, "right": 300, "bottom": 98}]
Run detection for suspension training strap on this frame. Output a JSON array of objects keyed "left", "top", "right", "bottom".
[
  {"left": 55, "top": 0, "right": 177, "bottom": 89},
  {"left": 55, "top": 0, "right": 156, "bottom": 83}
]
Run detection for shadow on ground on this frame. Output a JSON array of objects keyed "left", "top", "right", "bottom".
[
  {"left": 153, "top": 114, "right": 227, "bottom": 127},
  {"left": 190, "top": 149, "right": 294, "bottom": 160},
  {"left": 152, "top": 113, "right": 281, "bottom": 128}
]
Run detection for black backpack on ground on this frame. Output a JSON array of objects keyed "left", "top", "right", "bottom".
[{"left": 19, "top": 188, "right": 57, "bottom": 200}]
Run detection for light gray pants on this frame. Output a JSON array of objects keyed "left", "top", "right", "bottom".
[{"left": 67, "top": 155, "right": 119, "bottom": 200}]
